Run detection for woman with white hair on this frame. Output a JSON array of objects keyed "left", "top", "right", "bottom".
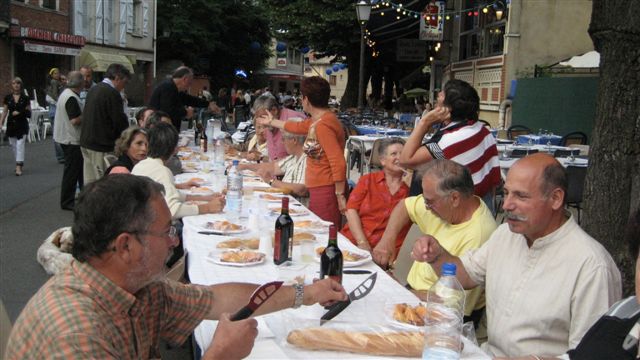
[{"left": 1, "top": 77, "right": 31, "bottom": 176}]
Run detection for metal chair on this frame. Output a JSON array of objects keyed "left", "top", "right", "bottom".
[
  {"left": 566, "top": 166, "right": 587, "bottom": 223},
  {"left": 553, "top": 149, "right": 580, "bottom": 158},
  {"left": 507, "top": 125, "right": 532, "bottom": 140},
  {"left": 478, "top": 119, "right": 491, "bottom": 128},
  {"left": 560, "top": 131, "right": 588, "bottom": 146},
  {"left": 510, "top": 148, "right": 539, "bottom": 158}
]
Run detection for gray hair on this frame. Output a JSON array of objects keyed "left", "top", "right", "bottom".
[
  {"left": 252, "top": 94, "right": 279, "bottom": 114},
  {"left": 66, "top": 71, "right": 84, "bottom": 88},
  {"left": 420, "top": 159, "right": 474, "bottom": 197},
  {"left": 172, "top": 66, "right": 193, "bottom": 79},
  {"left": 105, "top": 63, "right": 131, "bottom": 81},
  {"left": 282, "top": 130, "right": 306, "bottom": 144},
  {"left": 377, "top": 137, "right": 406, "bottom": 157},
  {"left": 541, "top": 162, "right": 568, "bottom": 204}
]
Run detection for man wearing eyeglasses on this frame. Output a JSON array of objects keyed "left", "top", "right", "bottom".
[
  {"left": 5, "top": 175, "right": 347, "bottom": 359},
  {"left": 410, "top": 154, "right": 621, "bottom": 358},
  {"left": 372, "top": 159, "right": 497, "bottom": 327}
]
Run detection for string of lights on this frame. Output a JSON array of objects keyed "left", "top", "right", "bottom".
[{"left": 371, "top": 0, "right": 506, "bottom": 21}]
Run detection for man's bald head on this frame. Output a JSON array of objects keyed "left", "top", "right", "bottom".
[{"left": 511, "top": 153, "right": 568, "bottom": 204}]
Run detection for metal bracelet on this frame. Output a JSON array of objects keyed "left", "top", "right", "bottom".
[{"left": 292, "top": 283, "right": 304, "bottom": 308}]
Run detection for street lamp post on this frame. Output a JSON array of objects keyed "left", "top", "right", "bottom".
[{"left": 356, "top": 0, "right": 371, "bottom": 110}]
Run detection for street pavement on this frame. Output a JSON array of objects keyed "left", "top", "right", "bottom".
[{"left": 0, "top": 137, "right": 191, "bottom": 359}]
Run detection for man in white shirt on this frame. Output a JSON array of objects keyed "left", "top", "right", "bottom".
[{"left": 412, "top": 153, "right": 622, "bottom": 358}]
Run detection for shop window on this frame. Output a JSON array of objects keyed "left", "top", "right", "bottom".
[
  {"left": 42, "top": 0, "right": 57, "bottom": 10},
  {"left": 485, "top": 25, "right": 505, "bottom": 56},
  {"left": 460, "top": 32, "right": 480, "bottom": 60}
]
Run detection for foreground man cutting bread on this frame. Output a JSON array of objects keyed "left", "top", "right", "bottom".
[{"left": 5, "top": 175, "right": 346, "bottom": 359}]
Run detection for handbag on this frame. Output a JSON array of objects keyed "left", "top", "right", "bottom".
[{"left": 303, "top": 119, "right": 324, "bottom": 160}]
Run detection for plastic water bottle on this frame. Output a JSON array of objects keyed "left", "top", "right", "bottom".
[
  {"left": 226, "top": 160, "right": 243, "bottom": 220},
  {"left": 422, "top": 263, "right": 465, "bottom": 360},
  {"left": 214, "top": 135, "right": 225, "bottom": 169}
]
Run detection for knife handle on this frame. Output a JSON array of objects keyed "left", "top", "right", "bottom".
[
  {"left": 230, "top": 306, "right": 253, "bottom": 321},
  {"left": 321, "top": 300, "right": 350, "bottom": 321}
]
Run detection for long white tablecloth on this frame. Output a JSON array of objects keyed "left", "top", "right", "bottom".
[{"left": 179, "top": 169, "right": 490, "bottom": 359}]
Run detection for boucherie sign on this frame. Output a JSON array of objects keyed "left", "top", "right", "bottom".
[{"left": 19, "top": 27, "right": 85, "bottom": 46}]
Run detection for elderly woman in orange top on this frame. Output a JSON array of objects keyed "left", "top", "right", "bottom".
[
  {"left": 341, "top": 138, "right": 411, "bottom": 253},
  {"left": 257, "top": 76, "right": 346, "bottom": 227}
]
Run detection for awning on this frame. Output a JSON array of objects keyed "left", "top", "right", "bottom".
[{"left": 79, "top": 50, "right": 135, "bottom": 73}]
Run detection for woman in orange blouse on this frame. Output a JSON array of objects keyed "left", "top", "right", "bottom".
[
  {"left": 341, "top": 138, "right": 411, "bottom": 254},
  {"left": 257, "top": 77, "right": 346, "bottom": 227}
]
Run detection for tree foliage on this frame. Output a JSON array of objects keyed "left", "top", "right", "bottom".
[
  {"left": 260, "top": 0, "right": 364, "bottom": 107},
  {"left": 585, "top": 0, "right": 640, "bottom": 295},
  {"left": 157, "top": 0, "right": 272, "bottom": 87}
]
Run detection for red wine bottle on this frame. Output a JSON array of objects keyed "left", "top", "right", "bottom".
[
  {"left": 274, "top": 197, "right": 293, "bottom": 265},
  {"left": 320, "top": 225, "right": 343, "bottom": 283}
]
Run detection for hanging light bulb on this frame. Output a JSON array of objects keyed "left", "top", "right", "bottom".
[
  {"left": 482, "top": 7, "right": 489, "bottom": 14},
  {"left": 496, "top": 9, "right": 504, "bottom": 20},
  {"left": 381, "top": 11, "right": 385, "bottom": 16},
  {"left": 445, "top": 15, "right": 450, "bottom": 20}
]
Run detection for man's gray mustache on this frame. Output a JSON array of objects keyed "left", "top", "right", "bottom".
[{"left": 504, "top": 211, "right": 527, "bottom": 221}]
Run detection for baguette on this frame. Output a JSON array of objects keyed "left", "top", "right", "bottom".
[{"left": 287, "top": 328, "right": 423, "bottom": 357}]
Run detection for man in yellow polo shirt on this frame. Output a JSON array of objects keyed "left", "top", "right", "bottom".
[{"left": 373, "top": 159, "right": 497, "bottom": 324}]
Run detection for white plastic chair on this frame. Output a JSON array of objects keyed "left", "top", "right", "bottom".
[{"left": 28, "top": 116, "right": 41, "bottom": 143}]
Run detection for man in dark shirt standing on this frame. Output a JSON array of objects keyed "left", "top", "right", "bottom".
[
  {"left": 149, "top": 66, "right": 220, "bottom": 131},
  {"left": 80, "top": 63, "right": 130, "bottom": 184}
]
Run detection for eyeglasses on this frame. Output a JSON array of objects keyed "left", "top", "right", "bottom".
[
  {"left": 108, "top": 226, "right": 178, "bottom": 252},
  {"left": 424, "top": 193, "right": 450, "bottom": 210}
]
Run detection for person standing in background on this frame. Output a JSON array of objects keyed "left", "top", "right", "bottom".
[
  {"left": 149, "top": 66, "right": 219, "bottom": 131},
  {"left": 53, "top": 71, "right": 84, "bottom": 210},
  {"left": 78, "top": 66, "right": 96, "bottom": 104},
  {"left": 1, "top": 77, "right": 31, "bottom": 176},
  {"left": 80, "top": 63, "right": 130, "bottom": 184},
  {"left": 46, "top": 67, "right": 65, "bottom": 163}
]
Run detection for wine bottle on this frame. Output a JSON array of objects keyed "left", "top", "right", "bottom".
[
  {"left": 320, "top": 225, "right": 343, "bottom": 284},
  {"left": 200, "top": 129, "right": 208, "bottom": 153},
  {"left": 274, "top": 197, "right": 293, "bottom": 265}
]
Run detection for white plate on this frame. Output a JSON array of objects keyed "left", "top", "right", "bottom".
[
  {"left": 259, "top": 193, "right": 288, "bottom": 202},
  {"left": 269, "top": 206, "right": 309, "bottom": 217},
  {"left": 314, "top": 247, "right": 372, "bottom": 268},
  {"left": 294, "top": 220, "right": 331, "bottom": 233},
  {"left": 384, "top": 302, "right": 426, "bottom": 330},
  {"left": 186, "top": 187, "right": 215, "bottom": 196},
  {"left": 197, "top": 220, "right": 248, "bottom": 234},
  {"left": 206, "top": 251, "right": 266, "bottom": 267},
  {"left": 181, "top": 167, "right": 199, "bottom": 173}
]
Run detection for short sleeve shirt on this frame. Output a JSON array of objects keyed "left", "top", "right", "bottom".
[
  {"left": 405, "top": 194, "right": 496, "bottom": 315},
  {"left": 278, "top": 154, "right": 307, "bottom": 184},
  {"left": 6, "top": 261, "right": 215, "bottom": 359}
]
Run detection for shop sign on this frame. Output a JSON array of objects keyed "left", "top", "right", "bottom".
[
  {"left": 17, "top": 26, "right": 85, "bottom": 46},
  {"left": 24, "top": 42, "right": 81, "bottom": 56},
  {"left": 276, "top": 58, "right": 287, "bottom": 67}
]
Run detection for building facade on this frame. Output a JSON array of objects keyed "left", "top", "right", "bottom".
[
  {"left": 73, "top": 0, "right": 156, "bottom": 105},
  {"left": 0, "top": 0, "right": 156, "bottom": 106},
  {"left": 303, "top": 52, "right": 349, "bottom": 101},
  {"left": 1, "top": 0, "right": 82, "bottom": 103},
  {"left": 440, "top": 0, "right": 593, "bottom": 125},
  {"left": 257, "top": 40, "right": 304, "bottom": 95}
]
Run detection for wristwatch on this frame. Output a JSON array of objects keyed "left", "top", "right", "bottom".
[{"left": 292, "top": 283, "right": 304, "bottom": 308}]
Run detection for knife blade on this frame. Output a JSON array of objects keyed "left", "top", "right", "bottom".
[
  {"left": 198, "top": 231, "right": 225, "bottom": 235},
  {"left": 230, "top": 281, "right": 284, "bottom": 321},
  {"left": 321, "top": 272, "right": 377, "bottom": 324}
]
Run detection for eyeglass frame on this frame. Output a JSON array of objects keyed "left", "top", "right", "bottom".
[
  {"left": 108, "top": 225, "right": 178, "bottom": 252},
  {"left": 423, "top": 191, "right": 452, "bottom": 210}
]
